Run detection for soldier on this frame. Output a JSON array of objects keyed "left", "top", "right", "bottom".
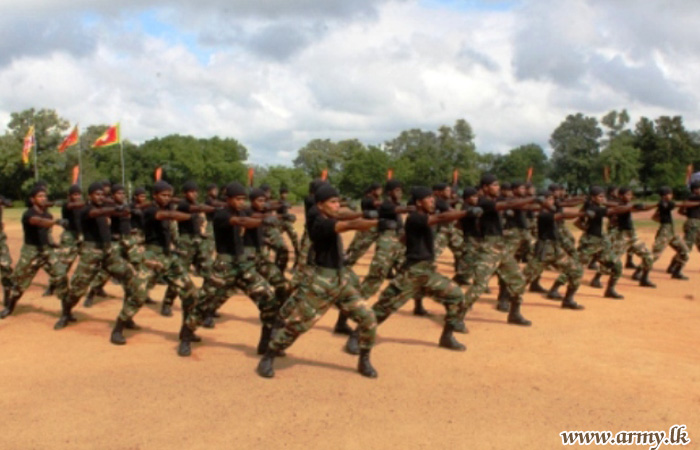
[
  {"left": 276, "top": 186, "right": 300, "bottom": 272},
  {"left": 651, "top": 186, "right": 700, "bottom": 280},
  {"left": 346, "top": 186, "right": 470, "bottom": 354},
  {"left": 202, "top": 183, "right": 224, "bottom": 257},
  {"left": 257, "top": 184, "right": 379, "bottom": 379},
  {"left": 682, "top": 181, "right": 700, "bottom": 261},
  {"left": 344, "top": 182, "right": 382, "bottom": 267},
  {"left": 457, "top": 187, "right": 481, "bottom": 286},
  {"left": 178, "top": 182, "right": 280, "bottom": 358},
  {"left": 45, "top": 185, "right": 84, "bottom": 297},
  {"left": 523, "top": 190, "right": 585, "bottom": 309},
  {"left": 290, "top": 179, "right": 325, "bottom": 286},
  {"left": 160, "top": 181, "right": 217, "bottom": 317},
  {"left": 110, "top": 181, "right": 199, "bottom": 346},
  {"left": 459, "top": 174, "right": 535, "bottom": 331},
  {"left": 433, "top": 183, "right": 468, "bottom": 288},
  {"left": 0, "top": 186, "right": 70, "bottom": 324},
  {"left": 0, "top": 193, "right": 13, "bottom": 305},
  {"left": 82, "top": 180, "right": 115, "bottom": 301},
  {"left": 56, "top": 182, "right": 147, "bottom": 330}
]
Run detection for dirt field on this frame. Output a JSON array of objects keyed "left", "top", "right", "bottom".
[{"left": 0, "top": 209, "right": 698, "bottom": 449}]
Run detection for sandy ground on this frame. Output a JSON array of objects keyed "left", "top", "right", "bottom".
[{"left": 0, "top": 209, "right": 698, "bottom": 450}]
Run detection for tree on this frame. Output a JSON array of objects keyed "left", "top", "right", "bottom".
[
  {"left": 488, "top": 144, "right": 550, "bottom": 187},
  {"left": 337, "top": 145, "right": 391, "bottom": 198},
  {"left": 293, "top": 139, "right": 344, "bottom": 180},
  {"left": 549, "top": 113, "right": 602, "bottom": 193},
  {"left": 597, "top": 109, "right": 639, "bottom": 186}
]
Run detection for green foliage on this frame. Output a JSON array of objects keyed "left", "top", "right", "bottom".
[
  {"left": 482, "top": 144, "right": 550, "bottom": 187},
  {"left": 549, "top": 113, "right": 602, "bottom": 193}
]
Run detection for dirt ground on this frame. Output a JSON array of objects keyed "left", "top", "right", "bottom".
[{"left": 0, "top": 209, "right": 698, "bottom": 449}]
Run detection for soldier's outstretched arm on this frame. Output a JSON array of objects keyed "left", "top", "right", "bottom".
[
  {"left": 155, "top": 210, "right": 192, "bottom": 222},
  {"left": 335, "top": 219, "right": 378, "bottom": 234}
]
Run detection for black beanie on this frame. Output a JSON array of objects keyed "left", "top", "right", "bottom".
[
  {"left": 68, "top": 185, "right": 81, "bottom": 195},
  {"left": 385, "top": 180, "right": 402, "bottom": 192},
  {"left": 111, "top": 184, "right": 125, "bottom": 193},
  {"left": 153, "top": 181, "right": 173, "bottom": 193},
  {"left": 315, "top": 185, "right": 340, "bottom": 203},
  {"left": 88, "top": 181, "right": 104, "bottom": 194},
  {"left": 412, "top": 186, "right": 432, "bottom": 201},
  {"left": 249, "top": 188, "right": 266, "bottom": 201},
  {"left": 182, "top": 181, "right": 198, "bottom": 193},
  {"left": 480, "top": 174, "right": 498, "bottom": 187},
  {"left": 225, "top": 182, "right": 247, "bottom": 198},
  {"left": 462, "top": 187, "right": 478, "bottom": 198}
]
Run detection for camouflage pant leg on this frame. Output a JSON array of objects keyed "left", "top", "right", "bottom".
[
  {"left": 56, "top": 231, "right": 80, "bottom": 274},
  {"left": 463, "top": 237, "right": 526, "bottom": 310},
  {"left": 459, "top": 236, "right": 480, "bottom": 283},
  {"left": 577, "top": 234, "right": 622, "bottom": 280},
  {"left": 256, "top": 252, "right": 290, "bottom": 307},
  {"left": 652, "top": 224, "right": 689, "bottom": 265},
  {"left": 524, "top": 241, "right": 583, "bottom": 290},
  {"left": 271, "top": 268, "right": 376, "bottom": 351},
  {"left": 201, "top": 221, "right": 215, "bottom": 257},
  {"left": 557, "top": 225, "right": 577, "bottom": 257},
  {"left": 434, "top": 227, "right": 449, "bottom": 258},
  {"left": 373, "top": 261, "right": 464, "bottom": 327},
  {"left": 162, "top": 234, "right": 200, "bottom": 306},
  {"left": 360, "top": 231, "right": 403, "bottom": 298},
  {"left": 10, "top": 245, "right": 68, "bottom": 301},
  {"left": 344, "top": 228, "right": 378, "bottom": 267},
  {"left": 0, "top": 231, "right": 13, "bottom": 289},
  {"left": 444, "top": 225, "right": 465, "bottom": 275},
  {"left": 683, "top": 218, "right": 700, "bottom": 254},
  {"left": 616, "top": 230, "right": 653, "bottom": 271},
  {"left": 281, "top": 220, "right": 300, "bottom": 254},
  {"left": 513, "top": 228, "right": 534, "bottom": 262},
  {"left": 265, "top": 226, "right": 289, "bottom": 272},
  {"left": 291, "top": 229, "right": 311, "bottom": 287}
]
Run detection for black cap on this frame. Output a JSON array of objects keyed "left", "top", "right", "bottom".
[
  {"left": 480, "top": 174, "right": 498, "bottom": 187},
  {"left": 412, "top": 186, "right": 432, "bottom": 201},
  {"left": 68, "top": 185, "right": 81, "bottom": 195},
  {"left": 432, "top": 183, "right": 448, "bottom": 191},
  {"left": 111, "top": 184, "right": 125, "bottom": 193},
  {"left": 589, "top": 186, "right": 605, "bottom": 196},
  {"left": 511, "top": 180, "right": 523, "bottom": 189},
  {"left": 385, "top": 180, "right": 402, "bottom": 192},
  {"left": 249, "top": 188, "right": 266, "bottom": 201},
  {"left": 88, "top": 181, "right": 104, "bottom": 194},
  {"left": 315, "top": 185, "right": 340, "bottom": 203},
  {"left": 182, "top": 181, "right": 198, "bottom": 193},
  {"left": 658, "top": 186, "right": 672, "bottom": 196},
  {"left": 225, "top": 182, "right": 247, "bottom": 198},
  {"left": 462, "top": 187, "right": 478, "bottom": 198},
  {"left": 133, "top": 187, "right": 146, "bottom": 196},
  {"left": 206, "top": 183, "right": 217, "bottom": 191},
  {"left": 153, "top": 181, "right": 173, "bottom": 194},
  {"left": 259, "top": 184, "right": 271, "bottom": 192}
]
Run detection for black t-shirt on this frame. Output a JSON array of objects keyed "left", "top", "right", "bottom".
[
  {"left": 478, "top": 197, "right": 502, "bottom": 237},
  {"left": 513, "top": 208, "right": 528, "bottom": 230},
  {"left": 435, "top": 198, "right": 450, "bottom": 213},
  {"left": 276, "top": 201, "right": 289, "bottom": 215},
  {"left": 585, "top": 204, "right": 607, "bottom": 237},
  {"left": 176, "top": 200, "right": 198, "bottom": 235},
  {"left": 304, "top": 195, "right": 315, "bottom": 216},
  {"left": 144, "top": 206, "right": 172, "bottom": 251},
  {"left": 130, "top": 203, "right": 144, "bottom": 230},
  {"left": 205, "top": 195, "right": 218, "bottom": 222},
  {"left": 378, "top": 199, "right": 403, "bottom": 233},
  {"left": 658, "top": 201, "right": 675, "bottom": 224},
  {"left": 62, "top": 203, "right": 82, "bottom": 235},
  {"left": 686, "top": 195, "right": 700, "bottom": 219},
  {"left": 306, "top": 205, "right": 320, "bottom": 233},
  {"left": 405, "top": 212, "right": 434, "bottom": 265},
  {"left": 537, "top": 210, "right": 557, "bottom": 241},
  {"left": 111, "top": 208, "right": 132, "bottom": 237},
  {"left": 213, "top": 207, "right": 244, "bottom": 256},
  {"left": 459, "top": 208, "right": 481, "bottom": 238},
  {"left": 361, "top": 196, "right": 378, "bottom": 212},
  {"left": 242, "top": 209, "right": 263, "bottom": 250},
  {"left": 616, "top": 209, "right": 634, "bottom": 231},
  {"left": 81, "top": 205, "right": 112, "bottom": 244},
  {"left": 309, "top": 215, "right": 343, "bottom": 269},
  {"left": 22, "top": 208, "right": 52, "bottom": 247}
]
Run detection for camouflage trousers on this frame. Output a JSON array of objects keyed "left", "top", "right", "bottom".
[
  {"left": 360, "top": 231, "right": 404, "bottom": 299},
  {"left": 652, "top": 224, "right": 688, "bottom": 266},
  {"left": 186, "top": 254, "right": 277, "bottom": 330},
  {"left": 373, "top": 260, "right": 464, "bottom": 327},
  {"left": 119, "top": 246, "right": 198, "bottom": 322},
  {"left": 201, "top": 221, "right": 215, "bottom": 257},
  {"left": 0, "top": 230, "right": 13, "bottom": 289},
  {"left": 290, "top": 229, "right": 314, "bottom": 290},
  {"left": 344, "top": 227, "right": 379, "bottom": 267},
  {"left": 56, "top": 230, "right": 81, "bottom": 274},
  {"left": 251, "top": 247, "right": 290, "bottom": 307},
  {"left": 67, "top": 242, "right": 147, "bottom": 308},
  {"left": 280, "top": 220, "right": 300, "bottom": 266},
  {"left": 163, "top": 233, "right": 214, "bottom": 307},
  {"left": 569, "top": 234, "right": 621, "bottom": 282},
  {"left": 523, "top": 240, "right": 583, "bottom": 290},
  {"left": 435, "top": 224, "right": 468, "bottom": 278},
  {"left": 556, "top": 224, "right": 577, "bottom": 257},
  {"left": 10, "top": 245, "right": 68, "bottom": 302},
  {"left": 609, "top": 229, "right": 652, "bottom": 272},
  {"left": 504, "top": 228, "right": 534, "bottom": 263},
  {"left": 463, "top": 236, "right": 526, "bottom": 311},
  {"left": 90, "top": 234, "right": 148, "bottom": 291},
  {"left": 458, "top": 235, "right": 481, "bottom": 284},
  {"left": 271, "top": 267, "right": 376, "bottom": 351},
  {"left": 683, "top": 218, "right": 700, "bottom": 253}
]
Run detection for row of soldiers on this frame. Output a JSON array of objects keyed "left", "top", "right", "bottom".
[{"left": 0, "top": 175, "right": 698, "bottom": 379}]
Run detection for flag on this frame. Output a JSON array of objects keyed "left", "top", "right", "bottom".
[
  {"left": 526, "top": 166, "right": 533, "bottom": 183},
  {"left": 247, "top": 167, "right": 255, "bottom": 187},
  {"left": 58, "top": 126, "right": 79, "bottom": 153},
  {"left": 603, "top": 166, "right": 610, "bottom": 183},
  {"left": 92, "top": 123, "right": 120, "bottom": 148},
  {"left": 71, "top": 165, "right": 80, "bottom": 184},
  {"left": 685, "top": 164, "right": 693, "bottom": 185},
  {"left": 22, "top": 125, "right": 35, "bottom": 165},
  {"left": 452, "top": 169, "right": 459, "bottom": 186},
  {"left": 320, "top": 169, "right": 328, "bottom": 181},
  {"left": 386, "top": 168, "right": 394, "bottom": 180},
  {"left": 154, "top": 167, "right": 162, "bottom": 181}
]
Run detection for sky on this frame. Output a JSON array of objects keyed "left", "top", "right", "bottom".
[{"left": 1, "top": 0, "right": 698, "bottom": 165}]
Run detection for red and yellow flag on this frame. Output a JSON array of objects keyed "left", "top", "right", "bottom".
[
  {"left": 71, "top": 165, "right": 80, "bottom": 184},
  {"left": 386, "top": 168, "right": 394, "bottom": 180},
  {"left": 452, "top": 168, "right": 459, "bottom": 186},
  {"left": 92, "top": 123, "right": 120, "bottom": 148},
  {"left": 154, "top": 167, "right": 163, "bottom": 181},
  {"left": 247, "top": 167, "right": 255, "bottom": 187},
  {"left": 58, "top": 126, "right": 79, "bottom": 153},
  {"left": 526, "top": 166, "right": 534, "bottom": 183},
  {"left": 22, "top": 125, "right": 35, "bottom": 165},
  {"left": 320, "top": 168, "right": 328, "bottom": 181}
]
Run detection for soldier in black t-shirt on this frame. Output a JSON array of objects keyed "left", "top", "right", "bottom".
[
  {"left": 345, "top": 182, "right": 382, "bottom": 267},
  {"left": 258, "top": 185, "right": 380, "bottom": 379},
  {"left": 433, "top": 183, "right": 467, "bottom": 289},
  {"left": 275, "top": 186, "right": 300, "bottom": 272},
  {"left": 682, "top": 181, "right": 700, "bottom": 259},
  {"left": 651, "top": 186, "right": 700, "bottom": 280},
  {"left": 0, "top": 186, "right": 71, "bottom": 322},
  {"left": 292, "top": 179, "right": 327, "bottom": 280},
  {"left": 355, "top": 186, "right": 470, "bottom": 353}
]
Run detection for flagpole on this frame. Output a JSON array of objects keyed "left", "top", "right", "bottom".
[
  {"left": 77, "top": 135, "right": 83, "bottom": 190},
  {"left": 33, "top": 125, "right": 39, "bottom": 182},
  {"left": 120, "top": 140, "right": 126, "bottom": 187}
]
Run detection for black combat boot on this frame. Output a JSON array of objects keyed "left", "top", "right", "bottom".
[
  {"left": 529, "top": 276, "right": 548, "bottom": 293},
  {"left": 110, "top": 318, "right": 127, "bottom": 345},
  {"left": 631, "top": 267, "right": 642, "bottom": 281},
  {"left": 358, "top": 349, "right": 378, "bottom": 378},
  {"left": 666, "top": 260, "right": 677, "bottom": 274},
  {"left": 590, "top": 273, "right": 603, "bottom": 288},
  {"left": 604, "top": 277, "right": 624, "bottom": 299},
  {"left": 123, "top": 318, "right": 141, "bottom": 330},
  {"left": 0, "top": 288, "right": 15, "bottom": 319},
  {"left": 177, "top": 325, "right": 193, "bottom": 357},
  {"left": 53, "top": 299, "right": 74, "bottom": 330},
  {"left": 625, "top": 254, "right": 637, "bottom": 270},
  {"left": 93, "top": 286, "right": 109, "bottom": 298},
  {"left": 507, "top": 299, "right": 532, "bottom": 326},
  {"left": 257, "top": 324, "right": 273, "bottom": 355},
  {"left": 561, "top": 285, "right": 584, "bottom": 310},
  {"left": 333, "top": 312, "right": 353, "bottom": 335},
  {"left": 345, "top": 330, "right": 360, "bottom": 355},
  {"left": 256, "top": 349, "right": 277, "bottom": 378},
  {"left": 160, "top": 303, "right": 173, "bottom": 317},
  {"left": 42, "top": 284, "right": 54, "bottom": 297},
  {"left": 144, "top": 297, "right": 157, "bottom": 305},
  {"left": 413, "top": 296, "right": 430, "bottom": 316},
  {"left": 83, "top": 289, "right": 96, "bottom": 308},
  {"left": 588, "top": 260, "right": 599, "bottom": 270},
  {"left": 438, "top": 323, "right": 467, "bottom": 351},
  {"left": 202, "top": 311, "right": 215, "bottom": 328},
  {"left": 546, "top": 280, "right": 564, "bottom": 300},
  {"left": 496, "top": 284, "right": 510, "bottom": 312},
  {"left": 671, "top": 264, "right": 689, "bottom": 280},
  {"left": 639, "top": 270, "right": 656, "bottom": 288}
]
